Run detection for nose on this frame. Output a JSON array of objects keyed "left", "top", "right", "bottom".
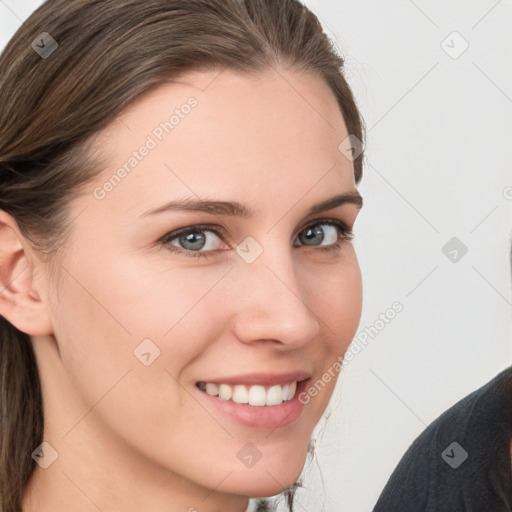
[{"left": 228, "top": 244, "right": 321, "bottom": 350}]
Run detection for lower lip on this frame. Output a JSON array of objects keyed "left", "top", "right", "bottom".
[{"left": 195, "top": 379, "right": 310, "bottom": 430}]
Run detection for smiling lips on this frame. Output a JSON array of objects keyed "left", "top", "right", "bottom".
[
  {"left": 195, "top": 373, "right": 311, "bottom": 429},
  {"left": 197, "top": 381, "right": 297, "bottom": 406}
]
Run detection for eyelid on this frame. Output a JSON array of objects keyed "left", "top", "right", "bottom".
[
  {"left": 160, "top": 223, "right": 229, "bottom": 245},
  {"left": 296, "top": 217, "right": 354, "bottom": 246},
  {"left": 299, "top": 217, "right": 351, "bottom": 234}
]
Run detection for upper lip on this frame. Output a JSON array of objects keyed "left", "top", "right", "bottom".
[{"left": 197, "top": 371, "right": 312, "bottom": 387}]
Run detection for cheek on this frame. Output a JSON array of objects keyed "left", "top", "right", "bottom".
[
  {"left": 313, "top": 250, "right": 363, "bottom": 347},
  {"left": 50, "top": 254, "right": 229, "bottom": 407},
  {"left": 303, "top": 252, "right": 362, "bottom": 407},
  {"left": 48, "top": 272, "right": 140, "bottom": 436},
  {"left": 336, "top": 259, "right": 363, "bottom": 347},
  {"left": 50, "top": 260, "right": 210, "bottom": 460}
]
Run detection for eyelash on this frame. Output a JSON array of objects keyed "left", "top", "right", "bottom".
[{"left": 160, "top": 219, "right": 354, "bottom": 260}]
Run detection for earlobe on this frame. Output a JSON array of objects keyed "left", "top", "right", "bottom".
[{"left": 0, "top": 211, "right": 53, "bottom": 336}]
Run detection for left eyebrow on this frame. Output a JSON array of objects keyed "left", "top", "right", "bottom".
[
  {"left": 139, "top": 191, "right": 363, "bottom": 219},
  {"left": 306, "top": 191, "right": 363, "bottom": 216}
]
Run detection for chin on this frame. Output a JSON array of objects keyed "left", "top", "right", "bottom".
[
  {"left": 220, "top": 447, "right": 308, "bottom": 498},
  {"left": 224, "top": 473, "right": 302, "bottom": 499}
]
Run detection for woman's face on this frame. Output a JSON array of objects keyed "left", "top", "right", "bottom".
[{"left": 39, "top": 67, "right": 362, "bottom": 501}]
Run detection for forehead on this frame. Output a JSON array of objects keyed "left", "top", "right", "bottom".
[{"left": 81, "top": 67, "right": 355, "bottom": 221}]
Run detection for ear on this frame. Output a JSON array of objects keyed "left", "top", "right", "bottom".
[{"left": 0, "top": 210, "right": 53, "bottom": 336}]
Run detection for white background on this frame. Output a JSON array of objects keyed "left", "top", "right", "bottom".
[{"left": 1, "top": 1, "right": 511, "bottom": 511}]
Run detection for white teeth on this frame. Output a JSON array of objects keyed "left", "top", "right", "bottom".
[
  {"left": 205, "top": 383, "right": 219, "bottom": 396},
  {"left": 232, "top": 385, "right": 249, "bottom": 404},
  {"left": 266, "top": 385, "right": 283, "bottom": 406},
  {"left": 281, "top": 383, "right": 289, "bottom": 402},
  {"left": 248, "top": 385, "right": 266, "bottom": 406},
  {"left": 198, "top": 381, "right": 299, "bottom": 407},
  {"left": 218, "top": 384, "right": 232, "bottom": 401}
]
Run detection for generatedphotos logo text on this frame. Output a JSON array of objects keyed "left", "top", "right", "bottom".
[
  {"left": 93, "top": 97, "right": 198, "bottom": 200},
  {"left": 298, "top": 301, "right": 403, "bottom": 404}
]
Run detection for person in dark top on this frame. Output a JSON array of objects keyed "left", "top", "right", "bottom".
[{"left": 373, "top": 365, "right": 512, "bottom": 512}]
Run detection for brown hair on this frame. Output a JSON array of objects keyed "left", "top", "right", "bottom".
[{"left": 0, "top": 1, "right": 365, "bottom": 510}]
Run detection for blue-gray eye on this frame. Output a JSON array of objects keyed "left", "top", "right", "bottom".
[{"left": 161, "top": 219, "right": 353, "bottom": 259}]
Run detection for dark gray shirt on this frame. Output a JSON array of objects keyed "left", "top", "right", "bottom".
[{"left": 373, "top": 366, "right": 512, "bottom": 512}]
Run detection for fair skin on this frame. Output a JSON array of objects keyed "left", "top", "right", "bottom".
[{"left": 0, "top": 67, "right": 362, "bottom": 512}]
